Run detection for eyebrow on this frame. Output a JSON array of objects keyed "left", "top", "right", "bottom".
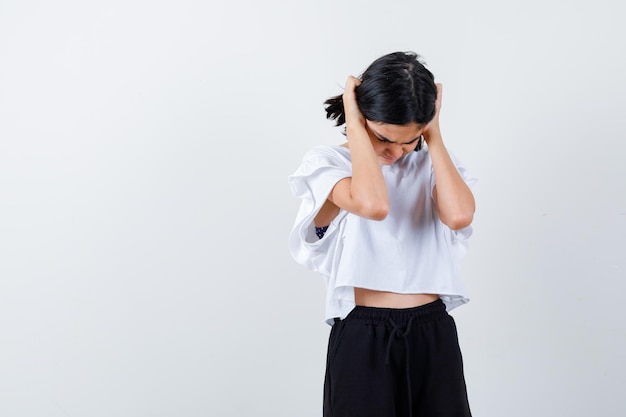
[{"left": 371, "top": 129, "right": 422, "bottom": 145}]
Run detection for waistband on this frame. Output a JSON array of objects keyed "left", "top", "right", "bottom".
[
  {"left": 339, "top": 298, "right": 449, "bottom": 417},
  {"left": 344, "top": 298, "right": 447, "bottom": 325}
]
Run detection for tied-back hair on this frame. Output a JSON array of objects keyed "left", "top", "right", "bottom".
[{"left": 324, "top": 51, "right": 437, "bottom": 152}]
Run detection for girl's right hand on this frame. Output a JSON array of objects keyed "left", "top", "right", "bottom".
[{"left": 342, "top": 76, "right": 365, "bottom": 130}]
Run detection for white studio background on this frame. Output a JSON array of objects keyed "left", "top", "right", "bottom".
[{"left": 1, "top": 1, "right": 624, "bottom": 416}]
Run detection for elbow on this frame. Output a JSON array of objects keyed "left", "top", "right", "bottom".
[
  {"left": 442, "top": 211, "right": 474, "bottom": 230},
  {"left": 437, "top": 195, "right": 475, "bottom": 230},
  {"left": 368, "top": 207, "right": 389, "bottom": 221},
  {"left": 357, "top": 200, "right": 389, "bottom": 221}
]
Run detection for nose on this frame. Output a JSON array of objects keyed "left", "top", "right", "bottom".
[{"left": 389, "top": 144, "right": 404, "bottom": 158}]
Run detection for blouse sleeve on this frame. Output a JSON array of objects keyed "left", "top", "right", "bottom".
[{"left": 287, "top": 146, "right": 351, "bottom": 274}]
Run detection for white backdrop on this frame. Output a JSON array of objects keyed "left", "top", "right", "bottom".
[{"left": 1, "top": 1, "right": 625, "bottom": 416}]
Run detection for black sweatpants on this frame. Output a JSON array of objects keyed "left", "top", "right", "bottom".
[{"left": 323, "top": 299, "right": 472, "bottom": 417}]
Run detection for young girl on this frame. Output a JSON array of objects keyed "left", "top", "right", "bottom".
[{"left": 288, "top": 51, "right": 476, "bottom": 417}]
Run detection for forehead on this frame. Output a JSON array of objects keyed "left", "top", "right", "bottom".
[{"left": 366, "top": 120, "right": 423, "bottom": 143}]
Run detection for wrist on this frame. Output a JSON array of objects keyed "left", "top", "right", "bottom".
[
  {"left": 424, "top": 130, "right": 443, "bottom": 146},
  {"left": 345, "top": 123, "right": 368, "bottom": 138}
]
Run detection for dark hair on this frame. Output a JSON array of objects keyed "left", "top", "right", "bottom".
[{"left": 324, "top": 51, "right": 437, "bottom": 149}]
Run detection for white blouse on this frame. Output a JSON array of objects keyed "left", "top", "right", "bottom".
[{"left": 288, "top": 144, "right": 477, "bottom": 325}]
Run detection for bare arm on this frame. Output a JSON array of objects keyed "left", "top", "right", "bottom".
[
  {"left": 425, "top": 84, "right": 475, "bottom": 230},
  {"left": 314, "top": 76, "right": 389, "bottom": 227}
]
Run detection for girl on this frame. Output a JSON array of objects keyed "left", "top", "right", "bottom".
[{"left": 288, "top": 51, "right": 476, "bottom": 417}]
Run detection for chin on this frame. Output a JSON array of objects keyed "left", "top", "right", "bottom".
[{"left": 380, "top": 156, "right": 400, "bottom": 165}]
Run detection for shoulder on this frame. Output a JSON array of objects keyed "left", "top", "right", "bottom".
[
  {"left": 288, "top": 144, "right": 352, "bottom": 195},
  {"left": 293, "top": 145, "right": 351, "bottom": 174},
  {"left": 301, "top": 145, "right": 350, "bottom": 164},
  {"left": 424, "top": 145, "right": 478, "bottom": 187}
]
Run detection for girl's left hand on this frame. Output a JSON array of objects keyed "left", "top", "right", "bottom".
[{"left": 423, "top": 83, "right": 443, "bottom": 143}]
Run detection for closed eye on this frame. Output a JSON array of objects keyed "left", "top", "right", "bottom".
[{"left": 376, "top": 134, "right": 421, "bottom": 145}]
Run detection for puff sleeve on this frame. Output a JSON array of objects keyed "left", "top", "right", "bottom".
[{"left": 288, "top": 146, "right": 352, "bottom": 274}]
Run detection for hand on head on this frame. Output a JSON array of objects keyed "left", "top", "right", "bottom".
[
  {"left": 423, "top": 83, "right": 443, "bottom": 142},
  {"left": 342, "top": 76, "right": 365, "bottom": 130}
]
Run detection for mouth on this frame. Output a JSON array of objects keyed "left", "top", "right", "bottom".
[{"left": 381, "top": 154, "right": 399, "bottom": 164}]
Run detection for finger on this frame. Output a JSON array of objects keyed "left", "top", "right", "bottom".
[
  {"left": 344, "top": 76, "right": 361, "bottom": 92},
  {"left": 342, "top": 76, "right": 365, "bottom": 125},
  {"left": 343, "top": 76, "right": 362, "bottom": 107}
]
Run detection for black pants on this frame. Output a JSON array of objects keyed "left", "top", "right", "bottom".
[{"left": 323, "top": 299, "right": 472, "bottom": 417}]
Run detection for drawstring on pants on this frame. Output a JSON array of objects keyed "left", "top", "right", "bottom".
[{"left": 385, "top": 316, "right": 415, "bottom": 417}]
